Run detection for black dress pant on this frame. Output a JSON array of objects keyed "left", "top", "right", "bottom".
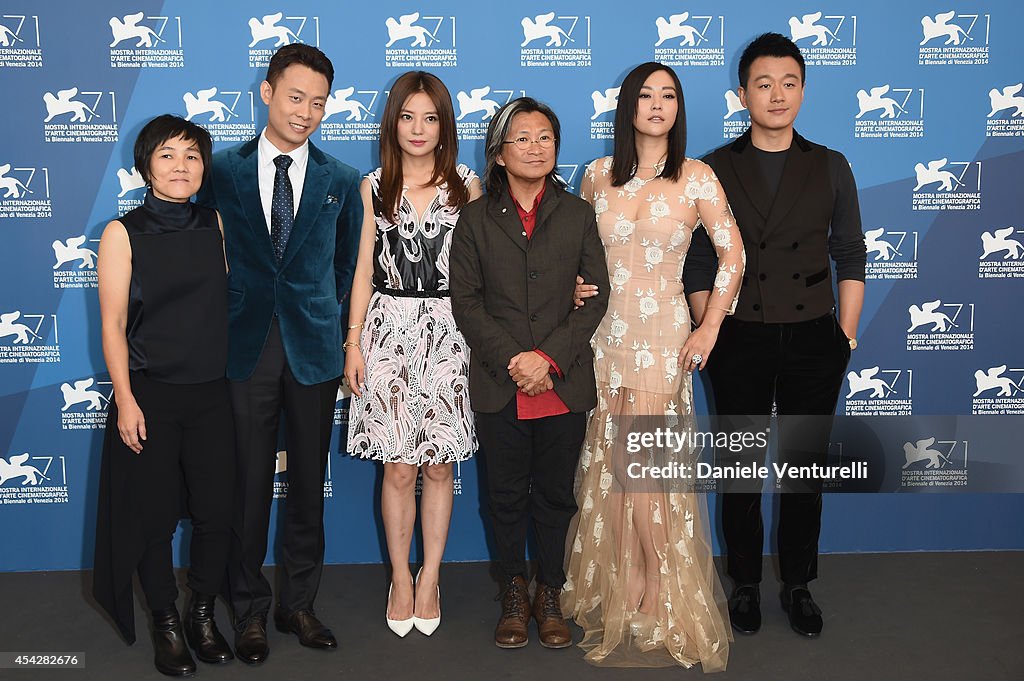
[
  {"left": 475, "top": 398, "right": 587, "bottom": 588},
  {"left": 228, "top": 319, "right": 339, "bottom": 624},
  {"left": 708, "top": 314, "right": 851, "bottom": 586},
  {"left": 94, "top": 373, "right": 234, "bottom": 642}
]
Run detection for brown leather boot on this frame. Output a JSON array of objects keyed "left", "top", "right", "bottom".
[
  {"left": 533, "top": 583, "right": 571, "bottom": 649},
  {"left": 494, "top": 576, "right": 530, "bottom": 648}
]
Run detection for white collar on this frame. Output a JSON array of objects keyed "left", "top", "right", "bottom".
[{"left": 258, "top": 128, "right": 310, "bottom": 172}]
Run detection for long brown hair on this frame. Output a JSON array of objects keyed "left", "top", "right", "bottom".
[{"left": 378, "top": 71, "right": 467, "bottom": 224}]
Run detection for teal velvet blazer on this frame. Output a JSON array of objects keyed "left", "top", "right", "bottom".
[{"left": 197, "top": 137, "right": 362, "bottom": 385}]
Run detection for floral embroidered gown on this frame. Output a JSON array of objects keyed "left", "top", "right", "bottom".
[{"left": 563, "top": 157, "right": 744, "bottom": 671}]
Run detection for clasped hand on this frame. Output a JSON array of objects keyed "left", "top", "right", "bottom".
[{"left": 509, "top": 351, "right": 553, "bottom": 396}]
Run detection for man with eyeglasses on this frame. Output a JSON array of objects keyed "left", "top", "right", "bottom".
[{"left": 450, "top": 97, "right": 609, "bottom": 650}]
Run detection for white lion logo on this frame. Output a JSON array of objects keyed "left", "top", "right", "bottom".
[
  {"left": 385, "top": 13, "right": 436, "bottom": 48},
  {"left": 913, "top": 158, "right": 962, "bottom": 192},
  {"left": 248, "top": 12, "right": 299, "bottom": 48},
  {"left": 0, "top": 454, "right": 49, "bottom": 486},
  {"left": 907, "top": 300, "right": 957, "bottom": 333},
  {"left": 980, "top": 227, "right": 1024, "bottom": 260},
  {"left": 654, "top": 12, "right": 704, "bottom": 47},
  {"left": 275, "top": 450, "right": 288, "bottom": 475},
  {"left": 789, "top": 12, "right": 837, "bottom": 46},
  {"left": 723, "top": 90, "right": 746, "bottom": 120},
  {"left": 987, "top": 83, "right": 1024, "bottom": 118},
  {"left": 183, "top": 87, "right": 236, "bottom": 123},
  {"left": 60, "top": 378, "right": 107, "bottom": 411},
  {"left": 117, "top": 167, "right": 145, "bottom": 198},
  {"left": 920, "top": 11, "right": 971, "bottom": 46},
  {"left": 973, "top": 365, "right": 1018, "bottom": 397},
  {"left": 324, "top": 88, "right": 374, "bottom": 122},
  {"left": 52, "top": 236, "right": 97, "bottom": 270},
  {"left": 521, "top": 13, "right": 573, "bottom": 47},
  {"left": 456, "top": 87, "right": 500, "bottom": 121},
  {"left": 856, "top": 85, "right": 906, "bottom": 119},
  {"left": 591, "top": 87, "right": 619, "bottom": 120},
  {"left": 0, "top": 23, "right": 22, "bottom": 47},
  {"left": 0, "top": 311, "right": 41, "bottom": 345},
  {"left": 864, "top": 228, "right": 901, "bottom": 261},
  {"left": 0, "top": 164, "right": 31, "bottom": 199},
  {"left": 902, "top": 437, "right": 950, "bottom": 469},
  {"left": 109, "top": 12, "right": 163, "bottom": 48},
  {"left": 43, "top": 88, "right": 99, "bottom": 123},
  {"left": 846, "top": 367, "right": 891, "bottom": 399}
]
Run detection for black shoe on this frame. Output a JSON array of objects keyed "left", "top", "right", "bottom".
[
  {"left": 274, "top": 609, "right": 338, "bottom": 649},
  {"left": 782, "top": 586, "right": 823, "bottom": 637},
  {"left": 728, "top": 584, "right": 761, "bottom": 634},
  {"left": 184, "top": 592, "right": 234, "bottom": 664},
  {"left": 151, "top": 606, "right": 197, "bottom": 677},
  {"left": 234, "top": 614, "right": 269, "bottom": 665}
]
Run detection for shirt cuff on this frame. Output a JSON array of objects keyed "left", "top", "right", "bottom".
[{"left": 533, "top": 349, "right": 563, "bottom": 379}]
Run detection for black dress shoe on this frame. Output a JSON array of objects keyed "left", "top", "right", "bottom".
[
  {"left": 234, "top": 614, "right": 269, "bottom": 665},
  {"left": 274, "top": 609, "right": 338, "bottom": 649},
  {"left": 184, "top": 592, "right": 234, "bottom": 664},
  {"left": 151, "top": 606, "right": 197, "bottom": 677},
  {"left": 782, "top": 586, "right": 823, "bottom": 637},
  {"left": 728, "top": 584, "right": 761, "bottom": 634}
]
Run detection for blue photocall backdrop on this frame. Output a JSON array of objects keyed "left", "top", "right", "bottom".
[{"left": 1, "top": 1, "right": 1022, "bottom": 571}]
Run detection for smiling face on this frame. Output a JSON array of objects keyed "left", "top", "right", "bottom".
[
  {"left": 496, "top": 110, "right": 556, "bottom": 183},
  {"left": 633, "top": 68, "right": 679, "bottom": 139},
  {"left": 147, "top": 135, "right": 203, "bottom": 202},
  {"left": 260, "top": 63, "right": 329, "bottom": 152},
  {"left": 738, "top": 55, "right": 804, "bottom": 136},
  {"left": 396, "top": 90, "right": 441, "bottom": 160}
]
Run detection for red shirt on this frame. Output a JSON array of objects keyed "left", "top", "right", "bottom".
[{"left": 510, "top": 184, "right": 570, "bottom": 420}]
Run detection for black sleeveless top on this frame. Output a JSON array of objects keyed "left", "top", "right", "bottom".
[{"left": 120, "top": 192, "right": 227, "bottom": 383}]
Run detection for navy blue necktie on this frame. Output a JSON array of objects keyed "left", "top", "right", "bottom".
[{"left": 270, "top": 154, "right": 294, "bottom": 263}]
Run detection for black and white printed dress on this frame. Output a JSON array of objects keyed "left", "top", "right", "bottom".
[{"left": 346, "top": 164, "right": 477, "bottom": 465}]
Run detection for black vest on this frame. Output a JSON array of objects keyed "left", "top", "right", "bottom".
[{"left": 706, "top": 130, "right": 836, "bottom": 323}]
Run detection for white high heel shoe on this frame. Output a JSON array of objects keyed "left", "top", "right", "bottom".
[
  {"left": 386, "top": 581, "right": 415, "bottom": 637},
  {"left": 412, "top": 568, "right": 441, "bottom": 636}
]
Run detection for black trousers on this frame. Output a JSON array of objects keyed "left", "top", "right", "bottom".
[
  {"left": 227, "top": 319, "right": 339, "bottom": 624},
  {"left": 475, "top": 398, "right": 587, "bottom": 588},
  {"left": 95, "top": 373, "right": 234, "bottom": 640},
  {"left": 708, "top": 314, "right": 850, "bottom": 586}
]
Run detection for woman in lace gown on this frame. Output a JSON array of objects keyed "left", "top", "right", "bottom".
[
  {"left": 344, "top": 72, "right": 481, "bottom": 637},
  {"left": 563, "top": 63, "right": 745, "bottom": 671}
]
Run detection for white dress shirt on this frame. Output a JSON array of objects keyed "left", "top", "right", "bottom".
[{"left": 257, "top": 128, "right": 309, "bottom": 234}]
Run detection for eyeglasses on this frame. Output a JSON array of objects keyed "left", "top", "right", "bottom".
[{"left": 502, "top": 135, "right": 556, "bottom": 150}]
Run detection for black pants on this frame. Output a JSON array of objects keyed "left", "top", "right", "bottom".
[
  {"left": 228, "top": 318, "right": 339, "bottom": 624},
  {"left": 708, "top": 314, "right": 850, "bottom": 586},
  {"left": 475, "top": 399, "right": 587, "bottom": 588},
  {"left": 119, "top": 374, "right": 234, "bottom": 613}
]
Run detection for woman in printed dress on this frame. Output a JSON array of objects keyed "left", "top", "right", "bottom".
[{"left": 344, "top": 71, "right": 480, "bottom": 637}]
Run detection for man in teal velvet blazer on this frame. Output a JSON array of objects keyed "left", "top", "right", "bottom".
[{"left": 196, "top": 44, "right": 361, "bottom": 663}]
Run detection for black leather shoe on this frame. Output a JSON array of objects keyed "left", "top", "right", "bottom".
[
  {"left": 184, "top": 592, "right": 234, "bottom": 664},
  {"left": 151, "top": 606, "right": 197, "bottom": 677},
  {"left": 782, "top": 586, "right": 823, "bottom": 637},
  {"left": 234, "top": 614, "right": 269, "bottom": 665},
  {"left": 274, "top": 609, "right": 338, "bottom": 649},
  {"left": 728, "top": 584, "right": 761, "bottom": 634}
]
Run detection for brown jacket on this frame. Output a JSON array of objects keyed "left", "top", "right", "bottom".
[{"left": 450, "top": 180, "right": 610, "bottom": 413}]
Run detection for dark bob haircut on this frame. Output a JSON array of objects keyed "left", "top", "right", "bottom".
[
  {"left": 611, "top": 62, "right": 687, "bottom": 187},
  {"left": 483, "top": 96, "right": 564, "bottom": 195},
  {"left": 738, "top": 32, "right": 805, "bottom": 89},
  {"left": 133, "top": 114, "right": 213, "bottom": 185},
  {"left": 266, "top": 43, "right": 334, "bottom": 89}
]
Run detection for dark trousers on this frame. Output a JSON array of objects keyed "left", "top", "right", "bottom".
[
  {"left": 475, "top": 399, "right": 587, "bottom": 588},
  {"left": 708, "top": 314, "right": 850, "bottom": 586},
  {"left": 228, "top": 319, "right": 339, "bottom": 624},
  {"left": 125, "top": 374, "right": 235, "bottom": 611}
]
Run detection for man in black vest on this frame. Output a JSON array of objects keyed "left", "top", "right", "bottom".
[{"left": 685, "top": 32, "right": 865, "bottom": 638}]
